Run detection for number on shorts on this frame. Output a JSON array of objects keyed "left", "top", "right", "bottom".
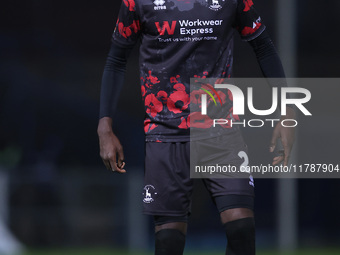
[{"left": 238, "top": 151, "right": 249, "bottom": 167}]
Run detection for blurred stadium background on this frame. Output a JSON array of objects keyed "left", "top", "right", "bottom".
[{"left": 1, "top": 0, "right": 340, "bottom": 254}]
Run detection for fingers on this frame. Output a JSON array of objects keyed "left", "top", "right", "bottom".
[
  {"left": 101, "top": 151, "right": 126, "bottom": 174},
  {"left": 116, "top": 162, "right": 126, "bottom": 173},
  {"left": 102, "top": 159, "right": 112, "bottom": 171},
  {"left": 109, "top": 152, "right": 126, "bottom": 174},
  {"left": 108, "top": 153, "right": 118, "bottom": 172},
  {"left": 272, "top": 155, "right": 284, "bottom": 166},
  {"left": 282, "top": 141, "right": 292, "bottom": 167},
  {"left": 113, "top": 145, "right": 126, "bottom": 173},
  {"left": 270, "top": 121, "right": 295, "bottom": 166},
  {"left": 99, "top": 133, "right": 126, "bottom": 173},
  {"left": 106, "top": 160, "right": 126, "bottom": 173},
  {"left": 269, "top": 126, "right": 280, "bottom": 153},
  {"left": 271, "top": 137, "right": 293, "bottom": 166},
  {"left": 117, "top": 147, "right": 125, "bottom": 169},
  {"left": 113, "top": 161, "right": 126, "bottom": 173}
]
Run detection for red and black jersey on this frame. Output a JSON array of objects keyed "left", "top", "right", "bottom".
[{"left": 113, "top": 0, "right": 265, "bottom": 142}]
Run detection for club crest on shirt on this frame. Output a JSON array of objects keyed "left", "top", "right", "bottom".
[
  {"left": 206, "top": 0, "right": 225, "bottom": 11},
  {"left": 153, "top": 0, "right": 167, "bottom": 10}
]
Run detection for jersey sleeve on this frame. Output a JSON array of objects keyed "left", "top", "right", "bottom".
[
  {"left": 112, "top": 0, "right": 141, "bottom": 47},
  {"left": 234, "top": 0, "right": 266, "bottom": 41}
]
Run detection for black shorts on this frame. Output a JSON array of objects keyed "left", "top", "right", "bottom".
[{"left": 142, "top": 132, "right": 254, "bottom": 216}]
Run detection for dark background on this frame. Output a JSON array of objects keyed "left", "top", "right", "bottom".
[{"left": 0, "top": 0, "right": 340, "bottom": 252}]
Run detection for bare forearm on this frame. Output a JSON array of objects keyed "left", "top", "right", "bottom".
[{"left": 97, "top": 117, "right": 113, "bottom": 135}]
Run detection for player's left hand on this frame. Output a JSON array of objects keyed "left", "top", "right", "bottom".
[{"left": 269, "top": 107, "right": 296, "bottom": 166}]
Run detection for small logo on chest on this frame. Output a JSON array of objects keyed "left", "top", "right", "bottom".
[
  {"left": 154, "top": 0, "right": 167, "bottom": 10},
  {"left": 206, "top": 0, "right": 225, "bottom": 11}
]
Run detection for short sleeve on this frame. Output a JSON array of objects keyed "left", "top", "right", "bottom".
[
  {"left": 234, "top": 0, "right": 266, "bottom": 41},
  {"left": 112, "top": 0, "right": 141, "bottom": 47}
]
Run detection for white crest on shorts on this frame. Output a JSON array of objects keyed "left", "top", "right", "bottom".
[
  {"left": 142, "top": 184, "right": 157, "bottom": 203},
  {"left": 249, "top": 175, "right": 255, "bottom": 187}
]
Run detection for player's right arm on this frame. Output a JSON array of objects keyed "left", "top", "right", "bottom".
[
  {"left": 97, "top": 41, "right": 133, "bottom": 173},
  {"left": 98, "top": 0, "right": 141, "bottom": 172}
]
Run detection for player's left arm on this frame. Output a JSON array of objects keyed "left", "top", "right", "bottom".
[
  {"left": 248, "top": 31, "right": 296, "bottom": 166},
  {"left": 236, "top": 0, "right": 296, "bottom": 165}
]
